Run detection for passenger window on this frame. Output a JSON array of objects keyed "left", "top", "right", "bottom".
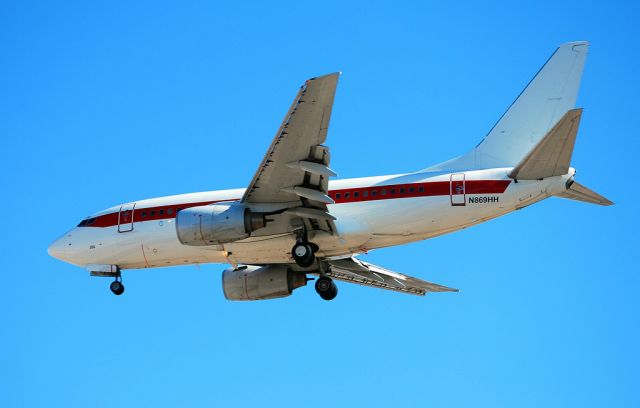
[
  {"left": 159, "top": 209, "right": 164, "bottom": 215},
  {"left": 400, "top": 187, "right": 405, "bottom": 194},
  {"left": 336, "top": 193, "right": 341, "bottom": 199},
  {"left": 390, "top": 188, "right": 396, "bottom": 194},
  {"left": 409, "top": 187, "right": 415, "bottom": 193},
  {"left": 345, "top": 192, "right": 350, "bottom": 199},
  {"left": 371, "top": 190, "right": 377, "bottom": 196},
  {"left": 150, "top": 211, "right": 156, "bottom": 216},
  {"left": 363, "top": 191, "right": 368, "bottom": 198},
  {"left": 354, "top": 192, "right": 359, "bottom": 198},
  {"left": 419, "top": 186, "right": 425, "bottom": 192},
  {"left": 381, "top": 189, "right": 387, "bottom": 196},
  {"left": 141, "top": 211, "right": 147, "bottom": 218},
  {"left": 168, "top": 208, "right": 174, "bottom": 215}
]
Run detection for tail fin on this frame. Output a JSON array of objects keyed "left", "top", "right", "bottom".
[
  {"left": 557, "top": 181, "right": 613, "bottom": 206},
  {"left": 427, "top": 41, "right": 589, "bottom": 171}
]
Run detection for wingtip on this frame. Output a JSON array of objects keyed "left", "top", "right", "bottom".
[{"left": 308, "top": 72, "right": 342, "bottom": 81}]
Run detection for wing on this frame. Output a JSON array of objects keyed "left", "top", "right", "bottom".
[
  {"left": 323, "top": 257, "right": 458, "bottom": 296},
  {"left": 242, "top": 73, "right": 340, "bottom": 234}
]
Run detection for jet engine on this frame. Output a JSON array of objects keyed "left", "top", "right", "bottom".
[
  {"left": 176, "top": 203, "right": 266, "bottom": 246},
  {"left": 222, "top": 265, "right": 308, "bottom": 301}
]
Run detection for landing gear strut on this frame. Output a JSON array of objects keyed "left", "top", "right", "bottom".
[
  {"left": 110, "top": 277, "right": 125, "bottom": 296},
  {"left": 315, "top": 276, "right": 338, "bottom": 301}
]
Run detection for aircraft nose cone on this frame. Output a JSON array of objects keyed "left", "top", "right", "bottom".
[{"left": 47, "top": 238, "right": 66, "bottom": 261}]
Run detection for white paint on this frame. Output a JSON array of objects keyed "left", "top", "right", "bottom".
[{"left": 47, "top": 168, "right": 572, "bottom": 271}]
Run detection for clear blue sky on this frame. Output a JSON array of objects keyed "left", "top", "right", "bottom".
[{"left": 1, "top": 1, "right": 638, "bottom": 407}]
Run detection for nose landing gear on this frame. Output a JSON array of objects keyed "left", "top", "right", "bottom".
[
  {"left": 89, "top": 265, "right": 125, "bottom": 296},
  {"left": 109, "top": 277, "right": 125, "bottom": 296}
]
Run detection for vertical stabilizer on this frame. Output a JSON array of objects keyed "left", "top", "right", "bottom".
[{"left": 427, "top": 41, "right": 589, "bottom": 171}]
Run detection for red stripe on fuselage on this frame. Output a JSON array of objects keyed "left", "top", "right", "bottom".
[
  {"left": 82, "top": 180, "right": 511, "bottom": 228},
  {"left": 88, "top": 200, "right": 223, "bottom": 228},
  {"left": 328, "top": 180, "right": 510, "bottom": 203}
]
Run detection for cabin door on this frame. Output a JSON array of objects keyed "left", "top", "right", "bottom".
[
  {"left": 118, "top": 202, "right": 136, "bottom": 232},
  {"left": 450, "top": 173, "right": 466, "bottom": 206}
]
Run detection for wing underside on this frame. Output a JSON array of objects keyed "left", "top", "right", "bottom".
[
  {"left": 322, "top": 257, "right": 458, "bottom": 296},
  {"left": 242, "top": 73, "right": 341, "bottom": 236}
]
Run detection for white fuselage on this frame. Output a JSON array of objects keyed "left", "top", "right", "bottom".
[{"left": 48, "top": 168, "right": 572, "bottom": 271}]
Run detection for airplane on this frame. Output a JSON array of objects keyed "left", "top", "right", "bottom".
[{"left": 48, "top": 41, "right": 612, "bottom": 301}]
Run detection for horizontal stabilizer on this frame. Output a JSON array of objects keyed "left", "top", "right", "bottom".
[
  {"left": 509, "top": 109, "right": 582, "bottom": 180},
  {"left": 557, "top": 181, "right": 613, "bottom": 206}
]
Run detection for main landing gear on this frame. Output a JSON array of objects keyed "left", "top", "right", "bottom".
[
  {"left": 109, "top": 276, "right": 125, "bottom": 296},
  {"left": 315, "top": 276, "right": 338, "bottom": 301},
  {"left": 291, "top": 229, "right": 318, "bottom": 268},
  {"left": 291, "top": 241, "right": 316, "bottom": 267},
  {"left": 290, "top": 228, "right": 337, "bottom": 300}
]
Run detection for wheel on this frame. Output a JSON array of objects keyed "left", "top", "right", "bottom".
[
  {"left": 291, "top": 242, "right": 315, "bottom": 267},
  {"left": 110, "top": 281, "right": 124, "bottom": 295},
  {"left": 110, "top": 280, "right": 125, "bottom": 296},
  {"left": 315, "top": 276, "right": 338, "bottom": 301}
]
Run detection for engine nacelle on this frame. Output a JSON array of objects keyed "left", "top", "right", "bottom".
[
  {"left": 176, "top": 203, "right": 266, "bottom": 246},
  {"left": 222, "top": 265, "right": 308, "bottom": 301}
]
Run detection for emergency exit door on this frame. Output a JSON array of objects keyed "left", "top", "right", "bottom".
[
  {"left": 118, "top": 202, "right": 136, "bottom": 232},
  {"left": 450, "top": 173, "right": 466, "bottom": 206}
]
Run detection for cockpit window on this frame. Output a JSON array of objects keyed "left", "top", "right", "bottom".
[{"left": 77, "top": 217, "right": 97, "bottom": 227}]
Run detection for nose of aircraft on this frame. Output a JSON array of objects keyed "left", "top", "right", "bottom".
[{"left": 47, "top": 237, "right": 67, "bottom": 261}]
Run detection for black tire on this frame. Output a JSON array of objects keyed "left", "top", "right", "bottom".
[
  {"left": 291, "top": 242, "right": 315, "bottom": 267},
  {"left": 110, "top": 280, "right": 125, "bottom": 296},
  {"left": 315, "top": 276, "right": 338, "bottom": 301}
]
